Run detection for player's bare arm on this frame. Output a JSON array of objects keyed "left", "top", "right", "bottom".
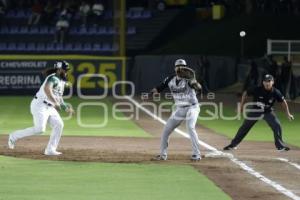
[{"left": 280, "top": 100, "right": 294, "bottom": 120}]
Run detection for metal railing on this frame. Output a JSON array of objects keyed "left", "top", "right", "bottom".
[{"left": 267, "top": 39, "right": 300, "bottom": 66}]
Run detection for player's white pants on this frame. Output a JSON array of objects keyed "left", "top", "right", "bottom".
[
  {"left": 160, "top": 104, "right": 201, "bottom": 157},
  {"left": 10, "top": 98, "right": 64, "bottom": 152}
]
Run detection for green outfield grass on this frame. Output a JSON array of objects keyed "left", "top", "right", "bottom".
[
  {"left": 0, "top": 156, "right": 230, "bottom": 200},
  {"left": 0, "top": 96, "right": 149, "bottom": 137},
  {"left": 199, "top": 105, "right": 300, "bottom": 148}
]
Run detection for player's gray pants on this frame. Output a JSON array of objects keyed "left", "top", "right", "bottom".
[
  {"left": 160, "top": 104, "right": 201, "bottom": 157},
  {"left": 230, "top": 111, "right": 286, "bottom": 149}
]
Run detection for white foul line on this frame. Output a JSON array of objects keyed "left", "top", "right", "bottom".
[
  {"left": 277, "top": 158, "right": 300, "bottom": 171},
  {"left": 124, "top": 96, "right": 300, "bottom": 200}
]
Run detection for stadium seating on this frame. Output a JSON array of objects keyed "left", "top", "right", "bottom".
[
  {"left": 3, "top": 9, "right": 153, "bottom": 21},
  {"left": 0, "top": 7, "right": 180, "bottom": 54},
  {"left": 0, "top": 25, "right": 136, "bottom": 36},
  {"left": 0, "top": 43, "right": 7, "bottom": 50},
  {"left": 0, "top": 41, "right": 120, "bottom": 52}
]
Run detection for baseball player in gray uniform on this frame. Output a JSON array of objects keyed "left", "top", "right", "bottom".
[{"left": 151, "top": 59, "right": 202, "bottom": 161}]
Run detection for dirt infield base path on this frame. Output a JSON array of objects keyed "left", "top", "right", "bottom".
[{"left": 1, "top": 135, "right": 299, "bottom": 200}]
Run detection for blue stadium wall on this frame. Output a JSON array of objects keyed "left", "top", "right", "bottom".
[{"left": 0, "top": 55, "right": 126, "bottom": 96}]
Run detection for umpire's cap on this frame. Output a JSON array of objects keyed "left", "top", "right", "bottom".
[
  {"left": 263, "top": 74, "right": 274, "bottom": 82},
  {"left": 54, "top": 61, "right": 70, "bottom": 71},
  {"left": 175, "top": 59, "right": 187, "bottom": 67}
]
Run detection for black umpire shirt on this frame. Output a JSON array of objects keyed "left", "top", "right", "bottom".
[{"left": 246, "top": 86, "right": 285, "bottom": 113}]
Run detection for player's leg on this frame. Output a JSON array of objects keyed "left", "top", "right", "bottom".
[
  {"left": 224, "top": 112, "right": 261, "bottom": 150},
  {"left": 186, "top": 105, "right": 201, "bottom": 160},
  {"left": 263, "top": 112, "right": 289, "bottom": 150},
  {"left": 9, "top": 101, "right": 49, "bottom": 148},
  {"left": 159, "top": 108, "right": 185, "bottom": 159},
  {"left": 44, "top": 109, "right": 64, "bottom": 155}
]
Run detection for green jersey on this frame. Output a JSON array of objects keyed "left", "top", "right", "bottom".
[{"left": 35, "top": 73, "right": 67, "bottom": 109}]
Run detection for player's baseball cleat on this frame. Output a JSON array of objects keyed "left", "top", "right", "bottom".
[
  {"left": 44, "top": 149, "right": 62, "bottom": 156},
  {"left": 8, "top": 135, "right": 15, "bottom": 149},
  {"left": 277, "top": 147, "right": 290, "bottom": 152},
  {"left": 223, "top": 144, "right": 237, "bottom": 151},
  {"left": 152, "top": 155, "right": 167, "bottom": 161},
  {"left": 191, "top": 155, "right": 201, "bottom": 161}
]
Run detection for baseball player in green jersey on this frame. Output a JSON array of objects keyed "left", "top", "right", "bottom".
[{"left": 8, "top": 61, "right": 75, "bottom": 156}]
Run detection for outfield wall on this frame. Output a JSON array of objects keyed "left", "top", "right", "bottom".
[
  {"left": 0, "top": 55, "right": 126, "bottom": 95},
  {"left": 130, "top": 55, "right": 237, "bottom": 93},
  {"left": 0, "top": 54, "right": 237, "bottom": 95}
]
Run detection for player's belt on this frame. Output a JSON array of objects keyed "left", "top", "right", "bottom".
[
  {"left": 179, "top": 103, "right": 197, "bottom": 108},
  {"left": 34, "top": 96, "right": 53, "bottom": 107}
]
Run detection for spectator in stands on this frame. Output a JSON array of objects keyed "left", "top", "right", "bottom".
[
  {"left": 54, "top": 14, "right": 69, "bottom": 44},
  {"left": 43, "top": 0, "right": 56, "bottom": 25},
  {"left": 59, "top": 5, "right": 71, "bottom": 21},
  {"left": 65, "top": 0, "right": 78, "bottom": 21},
  {"left": 28, "top": 0, "right": 43, "bottom": 26},
  {"left": 91, "top": 0, "right": 104, "bottom": 26},
  {"left": 58, "top": 0, "right": 77, "bottom": 23},
  {"left": 79, "top": 1, "right": 91, "bottom": 26},
  {"left": 280, "top": 56, "right": 293, "bottom": 99},
  {"left": 243, "top": 60, "right": 259, "bottom": 91}
]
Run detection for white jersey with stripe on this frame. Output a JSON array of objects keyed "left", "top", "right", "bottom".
[
  {"left": 35, "top": 73, "right": 66, "bottom": 105},
  {"left": 156, "top": 75, "right": 199, "bottom": 106}
]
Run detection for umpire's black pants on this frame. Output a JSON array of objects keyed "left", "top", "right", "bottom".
[{"left": 230, "top": 111, "right": 286, "bottom": 149}]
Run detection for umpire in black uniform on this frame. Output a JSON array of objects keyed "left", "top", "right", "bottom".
[{"left": 224, "top": 74, "right": 294, "bottom": 151}]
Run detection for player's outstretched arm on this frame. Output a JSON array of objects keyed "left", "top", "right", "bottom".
[
  {"left": 151, "top": 75, "right": 175, "bottom": 94},
  {"left": 281, "top": 100, "right": 294, "bottom": 121}
]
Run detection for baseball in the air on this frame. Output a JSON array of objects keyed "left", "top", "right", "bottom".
[{"left": 240, "top": 31, "right": 246, "bottom": 37}]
